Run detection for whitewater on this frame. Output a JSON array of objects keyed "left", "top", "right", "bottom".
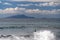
[{"left": 0, "top": 30, "right": 56, "bottom": 40}]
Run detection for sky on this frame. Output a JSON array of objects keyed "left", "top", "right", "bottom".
[
  {"left": 0, "top": 0, "right": 60, "bottom": 18},
  {"left": 1, "top": 0, "right": 60, "bottom": 2}
]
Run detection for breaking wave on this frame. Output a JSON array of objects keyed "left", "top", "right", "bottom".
[{"left": 0, "top": 30, "right": 56, "bottom": 40}]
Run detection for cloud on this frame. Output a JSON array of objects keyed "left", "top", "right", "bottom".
[
  {"left": 0, "top": 1, "right": 2, "bottom": 3},
  {"left": 0, "top": 7, "right": 25, "bottom": 14},
  {"left": 9, "top": 0, "right": 60, "bottom": 2},
  {"left": 0, "top": 7, "right": 60, "bottom": 18},
  {"left": 28, "top": 0, "right": 59, "bottom": 2},
  {"left": 17, "top": 4, "right": 33, "bottom": 6},
  {"left": 0, "top": 7, "right": 60, "bottom": 14},
  {"left": 35, "top": 2, "right": 60, "bottom": 6},
  {"left": 0, "top": 1, "right": 12, "bottom": 5},
  {"left": 25, "top": 9, "right": 60, "bottom": 14},
  {"left": 3, "top": 2, "right": 12, "bottom": 5},
  {"left": 16, "top": 2, "right": 60, "bottom": 7}
]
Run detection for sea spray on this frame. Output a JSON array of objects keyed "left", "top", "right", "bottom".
[
  {"left": 0, "top": 30, "right": 56, "bottom": 40},
  {"left": 34, "top": 30, "right": 56, "bottom": 40},
  {"left": 12, "top": 35, "right": 27, "bottom": 40},
  {"left": 0, "top": 35, "right": 28, "bottom": 40}
]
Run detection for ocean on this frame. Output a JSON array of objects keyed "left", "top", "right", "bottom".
[{"left": 0, "top": 18, "right": 60, "bottom": 40}]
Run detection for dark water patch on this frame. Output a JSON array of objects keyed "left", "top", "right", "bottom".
[{"left": 0, "top": 26, "right": 26, "bottom": 29}]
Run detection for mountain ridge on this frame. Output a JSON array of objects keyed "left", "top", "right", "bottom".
[{"left": 7, "top": 14, "right": 34, "bottom": 18}]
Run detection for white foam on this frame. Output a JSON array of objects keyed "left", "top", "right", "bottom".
[
  {"left": 0, "top": 35, "right": 27, "bottom": 40},
  {"left": 0, "top": 30, "right": 56, "bottom": 40},
  {"left": 34, "top": 30, "right": 56, "bottom": 40},
  {"left": 0, "top": 38, "right": 11, "bottom": 40}
]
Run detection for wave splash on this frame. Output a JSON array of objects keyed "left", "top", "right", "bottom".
[
  {"left": 34, "top": 30, "right": 56, "bottom": 40},
  {"left": 0, "top": 30, "right": 56, "bottom": 40}
]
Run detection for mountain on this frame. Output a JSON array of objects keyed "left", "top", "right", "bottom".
[{"left": 7, "top": 15, "right": 34, "bottom": 18}]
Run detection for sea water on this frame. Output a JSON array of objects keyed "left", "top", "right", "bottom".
[{"left": 0, "top": 18, "right": 60, "bottom": 40}]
